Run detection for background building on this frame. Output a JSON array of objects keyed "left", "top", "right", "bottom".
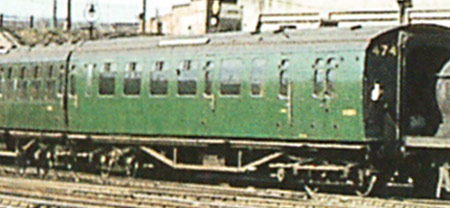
[
  {"left": 147, "top": 0, "right": 241, "bottom": 36},
  {"left": 239, "top": 0, "right": 450, "bottom": 31},
  {"left": 147, "top": 0, "right": 450, "bottom": 35}
]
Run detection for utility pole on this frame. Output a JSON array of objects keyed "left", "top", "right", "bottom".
[
  {"left": 66, "top": 0, "right": 72, "bottom": 31},
  {"left": 141, "top": 0, "right": 147, "bottom": 34},
  {"left": 53, "top": 0, "right": 58, "bottom": 28},
  {"left": 30, "top": 16, "right": 34, "bottom": 28}
]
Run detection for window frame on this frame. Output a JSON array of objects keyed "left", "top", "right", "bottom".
[
  {"left": 85, "top": 63, "right": 96, "bottom": 97},
  {"left": 123, "top": 61, "right": 142, "bottom": 97},
  {"left": 176, "top": 60, "right": 198, "bottom": 97},
  {"left": 30, "top": 65, "right": 42, "bottom": 101},
  {"left": 45, "top": 64, "right": 57, "bottom": 101},
  {"left": 16, "top": 66, "right": 29, "bottom": 101},
  {"left": 0, "top": 66, "right": 3, "bottom": 98},
  {"left": 69, "top": 65, "right": 77, "bottom": 97},
  {"left": 219, "top": 58, "right": 243, "bottom": 97},
  {"left": 98, "top": 62, "right": 117, "bottom": 97},
  {"left": 250, "top": 58, "right": 266, "bottom": 97},
  {"left": 3, "top": 66, "right": 14, "bottom": 101},
  {"left": 55, "top": 64, "right": 64, "bottom": 98},
  {"left": 278, "top": 59, "right": 290, "bottom": 99},
  {"left": 149, "top": 60, "right": 169, "bottom": 97},
  {"left": 202, "top": 60, "right": 214, "bottom": 97}
]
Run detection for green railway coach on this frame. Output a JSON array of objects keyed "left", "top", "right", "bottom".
[{"left": 0, "top": 24, "right": 449, "bottom": 197}]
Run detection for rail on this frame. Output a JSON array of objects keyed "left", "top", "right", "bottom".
[{"left": 0, "top": 166, "right": 448, "bottom": 208}]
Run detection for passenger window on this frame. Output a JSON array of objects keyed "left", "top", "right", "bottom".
[
  {"left": 99, "top": 62, "right": 116, "bottom": 95},
  {"left": 251, "top": 59, "right": 266, "bottom": 96},
  {"left": 0, "top": 67, "right": 3, "bottom": 97},
  {"left": 312, "top": 58, "right": 336, "bottom": 99},
  {"left": 150, "top": 61, "right": 168, "bottom": 95},
  {"left": 19, "top": 67, "right": 26, "bottom": 79},
  {"left": 85, "top": 64, "right": 95, "bottom": 96},
  {"left": 48, "top": 65, "right": 54, "bottom": 79},
  {"left": 69, "top": 65, "right": 76, "bottom": 96},
  {"left": 33, "top": 66, "right": 39, "bottom": 78},
  {"left": 177, "top": 60, "right": 197, "bottom": 96},
  {"left": 220, "top": 59, "right": 242, "bottom": 95},
  {"left": 4, "top": 67, "right": 13, "bottom": 100},
  {"left": 57, "top": 65, "right": 65, "bottom": 97},
  {"left": 7, "top": 67, "right": 12, "bottom": 79},
  {"left": 278, "top": 59, "right": 289, "bottom": 98},
  {"left": 124, "top": 62, "right": 141, "bottom": 95},
  {"left": 45, "top": 65, "right": 56, "bottom": 100},
  {"left": 17, "top": 67, "right": 28, "bottom": 100},
  {"left": 31, "top": 66, "right": 41, "bottom": 100},
  {"left": 203, "top": 61, "right": 214, "bottom": 96}
]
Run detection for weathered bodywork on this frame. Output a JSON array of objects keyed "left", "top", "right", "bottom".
[{"left": 1, "top": 27, "right": 384, "bottom": 142}]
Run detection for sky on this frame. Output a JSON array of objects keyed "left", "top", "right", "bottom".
[{"left": 0, "top": 0, "right": 190, "bottom": 23}]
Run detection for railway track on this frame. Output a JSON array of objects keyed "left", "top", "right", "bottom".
[{"left": 0, "top": 166, "right": 448, "bottom": 207}]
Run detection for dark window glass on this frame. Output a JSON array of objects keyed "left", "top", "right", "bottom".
[
  {"left": 203, "top": 61, "right": 214, "bottom": 96},
  {"left": 0, "top": 67, "right": 3, "bottom": 96},
  {"left": 7, "top": 67, "right": 12, "bottom": 79},
  {"left": 48, "top": 66, "right": 54, "bottom": 79},
  {"left": 33, "top": 66, "right": 39, "bottom": 79},
  {"left": 324, "top": 69, "right": 334, "bottom": 97},
  {"left": 17, "top": 80, "right": 28, "bottom": 100},
  {"left": 124, "top": 62, "right": 141, "bottom": 95},
  {"left": 57, "top": 65, "right": 64, "bottom": 96},
  {"left": 150, "top": 73, "right": 168, "bottom": 95},
  {"left": 279, "top": 71, "right": 288, "bottom": 97},
  {"left": 177, "top": 60, "right": 197, "bottom": 95},
  {"left": 46, "top": 80, "right": 56, "bottom": 100},
  {"left": 251, "top": 59, "right": 265, "bottom": 96},
  {"left": 17, "top": 67, "right": 27, "bottom": 100},
  {"left": 4, "top": 67, "right": 14, "bottom": 100},
  {"left": 278, "top": 59, "right": 289, "bottom": 97},
  {"left": 29, "top": 66, "right": 41, "bottom": 100},
  {"left": 150, "top": 61, "right": 168, "bottom": 95},
  {"left": 19, "top": 67, "right": 26, "bottom": 79},
  {"left": 5, "top": 80, "right": 14, "bottom": 100},
  {"left": 69, "top": 65, "right": 76, "bottom": 96},
  {"left": 70, "top": 74, "right": 76, "bottom": 96},
  {"left": 220, "top": 59, "right": 242, "bottom": 95},
  {"left": 155, "top": 61, "right": 164, "bottom": 71},
  {"left": 44, "top": 65, "right": 56, "bottom": 100},
  {"left": 313, "top": 69, "right": 324, "bottom": 97},
  {"left": 204, "top": 71, "right": 212, "bottom": 95},
  {"left": 31, "top": 80, "right": 41, "bottom": 100},
  {"left": 99, "top": 63, "right": 115, "bottom": 95}
]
